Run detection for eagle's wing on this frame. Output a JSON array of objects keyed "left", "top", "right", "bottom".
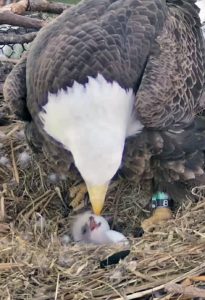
[
  {"left": 136, "top": 0, "right": 205, "bottom": 129},
  {"left": 3, "top": 53, "right": 30, "bottom": 121},
  {"left": 123, "top": 1, "right": 205, "bottom": 196},
  {"left": 26, "top": 0, "right": 167, "bottom": 117},
  {"left": 4, "top": 0, "right": 168, "bottom": 177},
  {"left": 4, "top": 0, "right": 205, "bottom": 190},
  {"left": 5, "top": 0, "right": 167, "bottom": 122}
]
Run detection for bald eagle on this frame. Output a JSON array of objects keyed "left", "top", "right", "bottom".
[{"left": 3, "top": 0, "right": 205, "bottom": 226}]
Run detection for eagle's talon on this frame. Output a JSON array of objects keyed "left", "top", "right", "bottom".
[
  {"left": 69, "top": 183, "right": 87, "bottom": 210},
  {"left": 141, "top": 207, "right": 172, "bottom": 231}
]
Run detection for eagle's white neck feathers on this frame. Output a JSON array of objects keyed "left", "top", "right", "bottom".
[
  {"left": 40, "top": 74, "right": 143, "bottom": 186},
  {"left": 196, "top": 0, "right": 205, "bottom": 23}
]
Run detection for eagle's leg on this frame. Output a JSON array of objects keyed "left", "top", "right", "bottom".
[
  {"left": 141, "top": 192, "right": 172, "bottom": 231},
  {"left": 69, "top": 183, "right": 87, "bottom": 210}
]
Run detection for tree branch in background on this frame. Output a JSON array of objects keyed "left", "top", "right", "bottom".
[
  {"left": 0, "top": 0, "right": 28, "bottom": 14},
  {"left": 0, "top": 0, "right": 71, "bottom": 15},
  {"left": 0, "top": 11, "right": 45, "bottom": 29},
  {"left": 28, "top": 0, "right": 71, "bottom": 14},
  {"left": 0, "top": 32, "right": 37, "bottom": 44},
  {"left": 0, "top": 58, "right": 19, "bottom": 64}
]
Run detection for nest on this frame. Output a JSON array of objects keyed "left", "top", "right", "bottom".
[
  {"left": 0, "top": 6, "right": 205, "bottom": 298},
  {"left": 0, "top": 112, "right": 205, "bottom": 300}
]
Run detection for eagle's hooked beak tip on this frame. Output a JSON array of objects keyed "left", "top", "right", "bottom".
[{"left": 87, "top": 184, "right": 108, "bottom": 215}]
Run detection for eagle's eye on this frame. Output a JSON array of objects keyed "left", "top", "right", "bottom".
[{"left": 81, "top": 225, "right": 87, "bottom": 235}]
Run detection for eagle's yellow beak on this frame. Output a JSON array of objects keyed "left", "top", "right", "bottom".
[{"left": 87, "top": 184, "right": 108, "bottom": 215}]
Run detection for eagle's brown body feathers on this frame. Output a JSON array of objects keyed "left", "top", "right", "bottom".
[{"left": 3, "top": 0, "right": 205, "bottom": 200}]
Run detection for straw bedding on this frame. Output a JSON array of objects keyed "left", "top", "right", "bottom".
[
  {"left": 0, "top": 101, "right": 205, "bottom": 299},
  {"left": 0, "top": 5, "right": 205, "bottom": 299}
]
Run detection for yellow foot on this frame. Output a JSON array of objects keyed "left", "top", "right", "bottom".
[
  {"left": 141, "top": 207, "right": 172, "bottom": 231},
  {"left": 69, "top": 183, "right": 87, "bottom": 210}
]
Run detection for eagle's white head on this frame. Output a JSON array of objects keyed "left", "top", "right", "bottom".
[
  {"left": 196, "top": 0, "right": 205, "bottom": 23},
  {"left": 39, "top": 74, "right": 143, "bottom": 214}
]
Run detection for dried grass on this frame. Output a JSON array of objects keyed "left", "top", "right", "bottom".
[{"left": 0, "top": 111, "right": 205, "bottom": 299}]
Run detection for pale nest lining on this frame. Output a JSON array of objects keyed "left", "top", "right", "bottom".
[{"left": 0, "top": 121, "right": 205, "bottom": 300}]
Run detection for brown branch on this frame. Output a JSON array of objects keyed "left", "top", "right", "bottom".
[
  {"left": 165, "top": 283, "right": 205, "bottom": 298},
  {"left": 28, "top": 0, "right": 71, "bottom": 14},
  {"left": 0, "top": 11, "right": 45, "bottom": 29},
  {"left": 0, "top": 0, "right": 28, "bottom": 14},
  {"left": 0, "top": 58, "right": 19, "bottom": 64},
  {"left": 0, "top": 0, "right": 71, "bottom": 15},
  {"left": 0, "top": 32, "right": 37, "bottom": 44}
]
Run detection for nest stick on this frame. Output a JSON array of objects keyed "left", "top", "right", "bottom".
[
  {"left": 10, "top": 141, "right": 19, "bottom": 184},
  {"left": 165, "top": 283, "right": 205, "bottom": 298}
]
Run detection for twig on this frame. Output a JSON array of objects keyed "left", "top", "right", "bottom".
[
  {"left": 114, "top": 262, "right": 205, "bottom": 300},
  {"left": 0, "top": 11, "right": 45, "bottom": 29},
  {"left": 0, "top": 223, "right": 10, "bottom": 233},
  {"left": 11, "top": 140, "right": 19, "bottom": 184},
  {"left": 0, "top": 0, "right": 71, "bottom": 15},
  {"left": 0, "top": 57, "right": 19, "bottom": 64},
  {"left": 6, "top": 124, "right": 20, "bottom": 137},
  {"left": 0, "top": 263, "right": 25, "bottom": 270},
  {"left": 0, "top": 183, "right": 7, "bottom": 221},
  {"left": 0, "top": 0, "right": 28, "bottom": 14},
  {"left": 0, "top": 32, "right": 37, "bottom": 44},
  {"left": 165, "top": 283, "right": 205, "bottom": 298},
  {"left": 190, "top": 276, "right": 205, "bottom": 282},
  {"left": 115, "top": 284, "right": 166, "bottom": 300},
  {"left": 54, "top": 273, "right": 60, "bottom": 300},
  {"left": 158, "top": 295, "right": 172, "bottom": 300},
  {"left": 17, "top": 190, "right": 54, "bottom": 220}
]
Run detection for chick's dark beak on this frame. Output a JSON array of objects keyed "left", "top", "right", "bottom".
[{"left": 89, "top": 216, "right": 101, "bottom": 231}]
